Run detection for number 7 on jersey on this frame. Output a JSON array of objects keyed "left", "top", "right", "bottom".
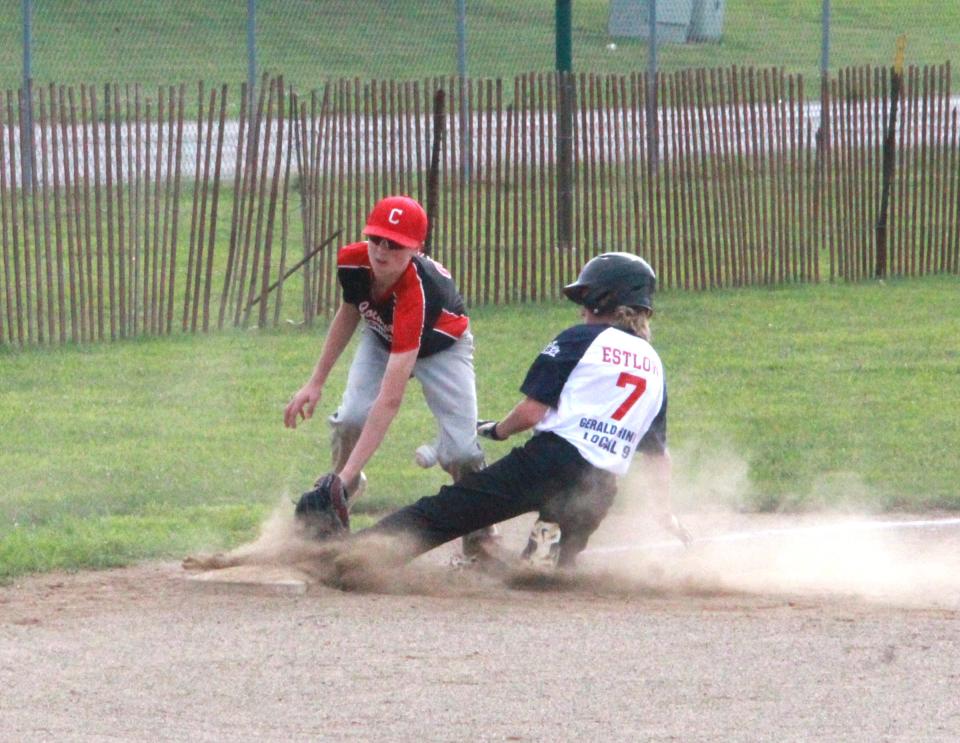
[{"left": 611, "top": 372, "right": 647, "bottom": 421}]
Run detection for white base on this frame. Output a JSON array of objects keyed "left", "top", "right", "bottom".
[{"left": 185, "top": 564, "right": 311, "bottom": 596}]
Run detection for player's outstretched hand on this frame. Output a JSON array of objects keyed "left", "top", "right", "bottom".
[
  {"left": 284, "top": 384, "right": 321, "bottom": 429},
  {"left": 477, "top": 419, "right": 507, "bottom": 441},
  {"left": 659, "top": 512, "right": 693, "bottom": 548}
]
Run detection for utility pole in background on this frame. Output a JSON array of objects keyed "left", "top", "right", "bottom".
[
  {"left": 456, "top": 0, "right": 467, "bottom": 81},
  {"left": 21, "top": 0, "right": 33, "bottom": 188},
  {"left": 456, "top": 0, "right": 471, "bottom": 179},
  {"left": 813, "top": 0, "right": 831, "bottom": 267},
  {"left": 820, "top": 0, "right": 830, "bottom": 75},
  {"left": 556, "top": 0, "right": 573, "bottom": 250},
  {"left": 247, "top": 0, "right": 256, "bottom": 113},
  {"left": 647, "top": 0, "right": 658, "bottom": 174}
]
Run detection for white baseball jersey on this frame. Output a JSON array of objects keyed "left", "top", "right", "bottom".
[{"left": 520, "top": 323, "right": 667, "bottom": 476}]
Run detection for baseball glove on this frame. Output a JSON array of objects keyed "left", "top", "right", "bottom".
[
  {"left": 477, "top": 419, "right": 507, "bottom": 441},
  {"left": 294, "top": 473, "right": 350, "bottom": 541}
]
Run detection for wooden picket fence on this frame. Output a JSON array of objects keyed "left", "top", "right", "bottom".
[{"left": 0, "top": 64, "right": 957, "bottom": 347}]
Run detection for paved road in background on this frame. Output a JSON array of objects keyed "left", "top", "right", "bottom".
[{"left": 4, "top": 96, "right": 959, "bottom": 187}]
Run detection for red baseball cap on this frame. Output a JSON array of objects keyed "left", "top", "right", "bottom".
[{"left": 363, "top": 195, "right": 428, "bottom": 249}]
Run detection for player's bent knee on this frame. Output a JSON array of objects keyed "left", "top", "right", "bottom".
[
  {"left": 328, "top": 410, "right": 367, "bottom": 434},
  {"left": 439, "top": 451, "right": 486, "bottom": 482}
]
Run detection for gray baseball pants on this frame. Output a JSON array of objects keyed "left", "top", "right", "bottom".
[{"left": 328, "top": 328, "right": 485, "bottom": 485}]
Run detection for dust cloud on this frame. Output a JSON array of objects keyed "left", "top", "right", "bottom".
[
  {"left": 182, "top": 497, "right": 338, "bottom": 573},
  {"left": 185, "top": 452, "right": 960, "bottom": 611},
  {"left": 183, "top": 498, "right": 504, "bottom": 597},
  {"left": 594, "top": 446, "right": 960, "bottom": 610},
  {"left": 584, "top": 515, "right": 960, "bottom": 609}
]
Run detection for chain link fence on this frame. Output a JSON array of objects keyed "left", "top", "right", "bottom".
[{"left": 1, "top": 1, "right": 957, "bottom": 98}]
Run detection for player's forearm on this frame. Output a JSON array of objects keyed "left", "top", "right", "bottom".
[
  {"left": 645, "top": 449, "right": 674, "bottom": 515},
  {"left": 494, "top": 397, "right": 549, "bottom": 438},
  {"left": 337, "top": 395, "right": 402, "bottom": 488},
  {"left": 337, "top": 349, "right": 416, "bottom": 489},
  {"left": 644, "top": 448, "right": 692, "bottom": 545}
]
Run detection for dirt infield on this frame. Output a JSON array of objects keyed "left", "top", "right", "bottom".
[{"left": 3, "top": 511, "right": 959, "bottom": 742}]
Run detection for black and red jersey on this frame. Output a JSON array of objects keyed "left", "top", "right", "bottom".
[{"left": 337, "top": 242, "right": 469, "bottom": 357}]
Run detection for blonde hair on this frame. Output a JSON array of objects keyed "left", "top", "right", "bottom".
[{"left": 612, "top": 305, "right": 651, "bottom": 341}]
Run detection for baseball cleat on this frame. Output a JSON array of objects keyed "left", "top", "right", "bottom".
[
  {"left": 447, "top": 553, "right": 479, "bottom": 571},
  {"left": 461, "top": 524, "right": 501, "bottom": 558},
  {"left": 520, "top": 520, "right": 562, "bottom": 570},
  {"left": 453, "top": 526, "right": 510, "bottom": 573}
]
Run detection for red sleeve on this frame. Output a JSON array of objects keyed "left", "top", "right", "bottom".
[
  {"left": 337, "top": 242, "right": 369, "bottom": 268},
  {"left": 389, "top": 264, "right": 425, "bottom": 353}
]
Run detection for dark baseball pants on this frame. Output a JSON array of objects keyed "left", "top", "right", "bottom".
[{"left": 366, "top": 432, "right": 617, "bottom": 566}]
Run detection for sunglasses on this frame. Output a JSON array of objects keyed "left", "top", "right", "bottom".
[{"left": 368, "top": 236, "right": 407, "bottom": 252}]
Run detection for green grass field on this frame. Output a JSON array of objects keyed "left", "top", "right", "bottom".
[
  {"left": 0, "top": 1, "right": 955, "bottom": 99},
  {"left": 1, "top": 274, "right": 958, "bottom": 580}
]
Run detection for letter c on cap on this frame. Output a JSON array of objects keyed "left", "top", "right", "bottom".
[{"left": 388, "top": 208, "right": 403, "bottom": 224}]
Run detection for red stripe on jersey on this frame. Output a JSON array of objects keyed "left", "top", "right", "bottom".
[
  {"left": 434, "top": 308, "right": 469, "bottom": 339},
  {"left": 390, "top": 263, "right": 426, "bottom": 353}
]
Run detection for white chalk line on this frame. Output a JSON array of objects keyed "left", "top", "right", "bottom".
[{"left": 584, "top": 517, "right": 960, "bottom": 556}]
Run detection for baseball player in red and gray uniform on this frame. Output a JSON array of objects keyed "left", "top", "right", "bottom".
[
  {"left": 285, "top": 195, "right": 494, "bottom": 557},
  {"left": 322, "top": 251, "right": 690, "bottom": 570}
]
